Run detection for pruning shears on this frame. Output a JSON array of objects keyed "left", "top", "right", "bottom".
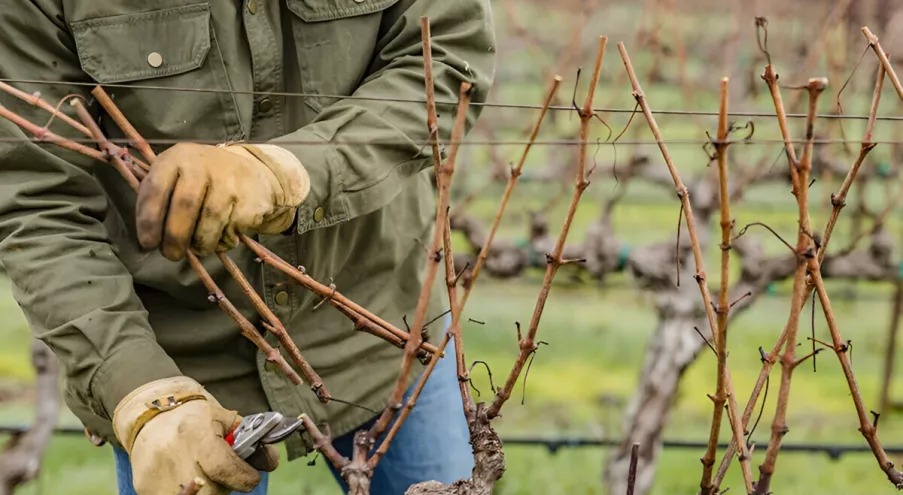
[{"left": 225, "top": 411, "right": 306, "bottom": 459}]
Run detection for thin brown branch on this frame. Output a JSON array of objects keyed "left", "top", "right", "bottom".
[
  {"left": 754, "top": 78, "right": 826, "bottom": 495},
  {"left": 90, "top": 85, "right": 157, "bottom": 162},
  {"left": 861, "top": 27, "right": 903, "bottom": 101},
  {"left": 369, "top": 81, "right": 473, "bottom": 463},
  {"left": 217, "top": 252, "right": 329, "bottom": 401},
  {"left": 0, "top": 81, "right": 91, "bottom": 137},
  {"left": 298, "top": 414, "right": 350, "bottom": 472},
  {"left": 444, "top": 85, "right": 476, "bottom": 422},
  {"left": 185, "top": 253, "right": 303, "bottom": 384},
  {"left": 70, "top": 97, "right": 146, "bottom": 182},
  {"left": 715, "top": 74, "right": 734, "bottom": 440},
  {"left": 762, "top": 64, "right": 801, "bottom": 192},
  {"left": 69, "top": 99, "right": 140, "bottom": 191},
  {"left": 449, "top": 75, "right": 561, "bottom": 421},
  {"left": 239, "top": 236, "right": 440, "bottom": 357},
  {"left": 368, "top": 17, "right": 454, "bottom": 444},
  {"left": 808, "top": 265, "right": 903, "bottom": 487},
  {"left": 0, "top": 104, "right": 106, "bottom": 161},
  {"left": 791, "top": 348, "right": 821, "bottom": 369},
  {"left": 820, "top": 63, "right": 884, "bottom": 262},
  {"left": 455, "top": 75, "right": 562, "bottom": 318},
  {"left": 486, "top": 36, "right": 607, "bottom": 420},
  {"left": 700, "top": 78, "right": 752, "bottom": 495},
  {"left": 0, "top": 84, "right": 150, "bottom": 173}
]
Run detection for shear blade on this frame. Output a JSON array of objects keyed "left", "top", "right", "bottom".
[{"left": 260, "top": 416, "right": 305, "bottom": 444}]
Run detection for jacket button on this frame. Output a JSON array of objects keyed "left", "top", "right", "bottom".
[
  {"left": 313, "top": 207, "right": 325, "bottom": 223},
  {"left": 274, "top": 290, "right": 289, "bottom": 306},
  {"left": 146, "top": 52, "right": 163, "bottom": 68},
  {"left": 258, "top": 97, "right": 273, "bottom": 113},
  {"left": 247, "top": 0, "right": 258, "bottom": 14},
  {"left": 353, "top": 0, "right": 365, "bottom": 3}
]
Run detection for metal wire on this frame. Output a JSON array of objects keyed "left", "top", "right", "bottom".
[
  {"left": 1, "top": 136, "right": 902, "bottom": 147},
  {"left": 2, "top": 77, "right": 903, "bottom": 122},
  {"left": 0, "top": 425, "right": 888, "bottom": 461}
]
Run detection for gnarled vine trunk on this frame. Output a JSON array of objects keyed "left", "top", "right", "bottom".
[
  {"left": 604, "top": 239, "right": 706, "bottom": 495},
  {"left": 0, "top": 340, "right": 60, "bottom": 495}
]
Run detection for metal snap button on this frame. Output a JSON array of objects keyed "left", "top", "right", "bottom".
[
  {"left": 258, "top": 97, "right": 273, "bottom": 113},
  {"left": 313, "top": 207, "right": 325, "bottom": 223},
  {"left": 248, "top": 0, "right": 258, "bottom": 14},
  {"left": 146, "top": 52, "right": 163, "bottom": 68}
]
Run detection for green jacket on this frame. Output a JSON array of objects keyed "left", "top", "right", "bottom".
[{"left": 0, "top": 0, "right": 494, "bottom": 459}]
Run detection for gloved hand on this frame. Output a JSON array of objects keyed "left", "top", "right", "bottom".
[
  {"left": 136, "top": 142, "right": 310, "bottom": 260},
  {"left": 112, "top": 377, "right": 279, "bottom": 495}
]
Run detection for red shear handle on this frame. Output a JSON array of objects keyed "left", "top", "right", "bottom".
[{"left": 224, "top": 424, "right": 239, "bottom": 446}]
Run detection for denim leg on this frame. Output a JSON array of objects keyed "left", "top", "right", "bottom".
[
  {"left": 113, "top": 447, "right": 135, "bottom": 495},
  {"left": 113, "top": 446, "right": 270, "bottom": 495},
  {"left": 327, "top": 336, "right": 474, "bottom": 495}
]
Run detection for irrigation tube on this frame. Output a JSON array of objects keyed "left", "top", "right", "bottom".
[
  {"left": 0, "top": 425, "right": 892, "bottom": 461},
  {"left": 501, "top": 437, "right": 898, "bottom": 461}
]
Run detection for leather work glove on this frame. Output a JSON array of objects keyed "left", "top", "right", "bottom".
[
  {"left": 113, "top": 376, "right": 280, "bottom": 495},
  {"left": 136, "top": 142, "right": 311, "bottom": 260}
]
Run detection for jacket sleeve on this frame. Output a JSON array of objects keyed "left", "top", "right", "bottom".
[
  {"left": 274, "top": 0, "right": 496, "bottom": 234},
  {"left": 0, "top": 1, "right": 181, "bottom": 419}
]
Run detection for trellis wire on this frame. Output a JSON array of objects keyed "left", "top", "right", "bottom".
[
  {"left": 4, "top": 136, "right": 903, "bottom": 147},
  {"left": 3, "top": 77, "right": 903, "bottom": 122}
]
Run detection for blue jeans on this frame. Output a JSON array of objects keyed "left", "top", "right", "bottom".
[{"left": 113, "top": 339, "right": 473, "bottom": 495}]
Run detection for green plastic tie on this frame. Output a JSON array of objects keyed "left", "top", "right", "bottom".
[{"left": 616, "top": 245, "right": 631, "bottom": 271}]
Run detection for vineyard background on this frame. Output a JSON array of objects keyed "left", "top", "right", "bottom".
[{"left": 4, "top": 0, "right": 903, "bottom": 493}]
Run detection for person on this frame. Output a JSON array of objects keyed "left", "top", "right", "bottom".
[{"left": 0, "top": 1, "right": 496, "bottom": 494}]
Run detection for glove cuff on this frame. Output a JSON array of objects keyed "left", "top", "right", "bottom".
[
  {"left": 228, "top": 143, "right": 311, "bottom": 207},
  {"left": 112, "top": 376, "right": 216, "bottom": 453}
]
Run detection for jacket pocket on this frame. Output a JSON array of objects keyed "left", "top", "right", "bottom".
[
  {"left": 285, "top": 0, "right": 400, "bottom": 113},
  {"left": 69, "top": 4, "right": 244, "bottom": 147},
  {"left": 70, "top": 4, "right": 211, "bottom": 83}
]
